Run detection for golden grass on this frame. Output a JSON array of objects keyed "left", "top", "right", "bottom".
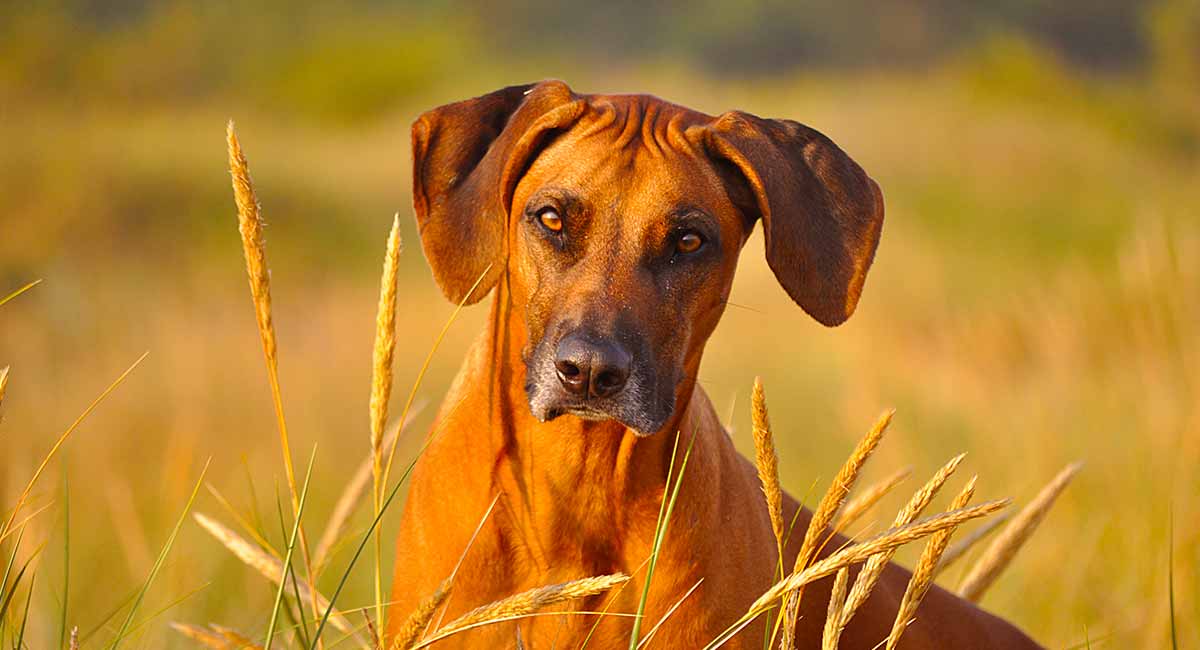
[
  {"left": 840, "top": 453, "right": 966, "bottom": 626},
  {"left": 704, "top": 498, "right": 1010, "bottom": 650},
  {"left": 821, "top": 567, "right": 850, "bottom": 650},
  {"left": 170, "top": 622, "right": 230, "bottom": 648},
  {"left": 371, "top": 213, "right": 404, "bottom": 638},
  {"left": 390, "top": 578, "right": 452, "bottom": 650},
  {"left": 935, "top": 511, "right": 1010, "bottom": 576},
  {"left": 958, "top": 462, "right": 1082, "bottom": 602},
  {"left": 0, "top": 352, "right": 147, "bottom": 541},
  {"left": 0, "top": 366, "right": 9, "bottom": 409},
  {"left": 756, "top": 498, "right": 1009, "bottom": 612},
  {"left": 833, "top": 466, "right": 912, "bottom": 532},
  {"left": 751, "top": 377, "right": 785, "bottom": 565},
  {"left": 413, "top": 574, "right": 630, "bottom": 648},
  {"left": 779, "top": 408, "right": 892, "bottom": 647},
  {"left": 886, "top": 476, "right": 978, "bottom": 649},
  {"left": 227, "top": 121, "right": 322, "bottom": 627},
  {"left": 192, "top": 512, "right": 358, "bottom": 638},
  {"left": 313, "top": 410, "right": 417, "bottom": 574}
]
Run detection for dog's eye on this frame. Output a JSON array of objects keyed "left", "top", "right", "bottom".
[
  {"left": 676, "top": 231, "right": 704, "bottom": 255},
  {"left": 537, "top": 208, "right": 563, "bottom": 233}
]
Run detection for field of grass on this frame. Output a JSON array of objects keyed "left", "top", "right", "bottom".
[{"left": 1, "top": 41, "right": 1197, "bottom": 648}]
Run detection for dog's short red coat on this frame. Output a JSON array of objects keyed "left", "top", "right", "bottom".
[{"left": 388, "top": 82, "right": 1042, "bottom": 649}]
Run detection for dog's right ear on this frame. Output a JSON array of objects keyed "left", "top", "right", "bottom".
[{"left": 411, "top": 81, "right": 585, "bottom": 304}]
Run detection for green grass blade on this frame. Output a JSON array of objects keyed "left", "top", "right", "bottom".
[
  {"left": 108, "top": 457, "right": 211, "bottom": 649},
  {"left": 628, "top": 432, "right": 680, "bottom": 648},
  {"left": 273, "top": 483, "right": 313, "bottom": 646},
  {"left": 59, "top": 470, "right": 70, "bottom": 650},
  {"left": 0, "top": 528, "right": 24, "bottom": 621},
  {"left": 309, "top": 446, "right": 429, "bottom": 648},
  {"left": 16, "top": 572, "right": 34, "bottom": 649},
  {"left": 628, "top": 431, "right": 696, "bottom": 649},
  {"left": 1168, "top": 507, "right": 1177, "bottom": 650},
  {"left": 79, "top": 585, "right": 141, "bottom": 644},
  {"left": 267, "top": 446, "right": 318, "bottom": 648},
  {"left": 0, "top": 551, "right": 38, "bottom": 623},
  {"left": 0, "top": 279, "right": 42, "bottom": 309},
  {"left": 117, "top": 581, "right": 210, "bottom": 640}
]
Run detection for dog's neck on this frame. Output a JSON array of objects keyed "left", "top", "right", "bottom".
[{"left": 445, "top": 277, "right": 710, "bottom": 572}]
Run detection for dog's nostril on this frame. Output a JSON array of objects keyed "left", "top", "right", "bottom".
[
  {"left": 595, "top": 370, "right": 619, "bottom": 389},
  {"left": 555, "top": 358, "right": 589, "bottom": 396}
]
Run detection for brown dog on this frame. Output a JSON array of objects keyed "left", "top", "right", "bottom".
[{"left": 388, "top": 81, "right": 1041, "bottom": 649}]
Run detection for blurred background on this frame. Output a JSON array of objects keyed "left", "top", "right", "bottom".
[{"left": 1, "top": 1, "right": 1197, "bottom": 647}]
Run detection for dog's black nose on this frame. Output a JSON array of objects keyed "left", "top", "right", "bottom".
[{"left": 554, "top": 334, "right": 631, "bottom": 399}]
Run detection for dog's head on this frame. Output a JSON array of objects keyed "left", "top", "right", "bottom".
[{"left": 412, "top": 81, "right": 884, "bottom": 435}]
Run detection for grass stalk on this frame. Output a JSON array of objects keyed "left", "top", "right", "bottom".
[
  {"left": 629, "top": 430, "right": 697, "bottom": 649},
  {"left": 370, "top": 214, "right": 403, "bottom": 640},
  {"left": 1, "top": 352, "right": 148, "bottom": 541},
  {"left": 109, "top": 458, "right": 210, "bottom": 649},
  {"left": 957, "top": 462, "right": 1081, "bottom": 601},
  {"left": 227, "top": 121, "right": 323, "bottom": 630},
  {"left": 267, "top": 447, "right": 319, "bottom": 648}
]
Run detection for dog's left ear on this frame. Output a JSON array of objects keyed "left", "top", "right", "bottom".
[
  {"left": 700, "top": 112, "right": 884, "bottom": 326},
  {"left": 411, "top": 81, "right": 586, "bottom": 304}
]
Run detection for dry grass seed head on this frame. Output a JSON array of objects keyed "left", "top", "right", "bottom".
[
  {"left": 833, "top": 466, "right": 913, "bottom": 532},
  {"left": 170, "top": 623, "right": 229, "bottom": 648},
  {"left": 822, "top": 567, "right": 851, "bottom": 650},
  {"left": 839, "top": 453, "right": 965, "bottom": 625},
  {"left": 192, "top": 512, "right": 357, "bottom": 636},
  {"left": 428, "top": 574, "right": 629, "bottom": 643},
  {"left": 392, "top": 579, "right": 453, "bottom": 650},
  {"left": 934, "top": 511, "right": 1010, "bottom": 576},
  {"left": 886, "top": 476, "right": 978, "bottom": 650},
  {"left": 751, "top": 377, "right": 785, "bottom": 562},
  {"left": 750, "top": 498, "right": 1010, "bottom": 616},
  {"left": 957, "top": 462, "right": 1082, "bottom": 602},
  {"left": 780, "top": 409, "right": 893, "bottom": 646},
  {"left": 370, "top": 215, "right": 403, "bottom": 465}
]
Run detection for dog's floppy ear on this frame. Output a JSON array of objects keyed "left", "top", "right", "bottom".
[
  {"left": 411, "top": 81, "right": 585, "bottom": 303},
  {"left": 702, "top": 112, "right": 884, "bottom": 326}
]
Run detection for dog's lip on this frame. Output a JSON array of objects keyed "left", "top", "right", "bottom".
[{"left": 540, "top": 402, "right": 649, "bottom": 430}]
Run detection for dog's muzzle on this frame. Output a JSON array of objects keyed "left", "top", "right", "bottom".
[{"left": 525, "top": 330, "right": 674, "bottom": 435}]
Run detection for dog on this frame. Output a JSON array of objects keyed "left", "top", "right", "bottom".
[{"left": 388, "top": 81, "right": 1041, "bottom": 649}]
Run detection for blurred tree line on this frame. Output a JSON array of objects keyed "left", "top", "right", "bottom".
[{"left": 2, "top": 0, "right": 1197, "bottom": 124}]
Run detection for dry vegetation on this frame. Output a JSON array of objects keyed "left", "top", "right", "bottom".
[{"left": 1, "top": 54, "right": 1197, "bottom": 648}]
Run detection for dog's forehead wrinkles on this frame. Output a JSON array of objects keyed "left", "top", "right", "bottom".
[{"left": 575, "top": 94, "right": 708, "bottom": 158}]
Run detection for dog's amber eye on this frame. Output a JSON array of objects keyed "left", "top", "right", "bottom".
[
  {"left": 676, "top": 231, "right": 703, "bottom": 254},
  {"left": 538, "top": 208, "right": 563, "bottom": 233}
]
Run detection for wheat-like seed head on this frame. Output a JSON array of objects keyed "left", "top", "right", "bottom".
[
  {"left": 751, "top": 377, "right": 785, "bottom": 563},
  {"left": 958, "top": 462, "right": 1081, "bottom": 602},
  {"left": 371, "top": 214, "right": 403, "bottom": 468},
  {"left": 781, "top": 409, "right": 893, "bottom": 648},
  {"left": 934, "top": 511, "right": 1010, "bottom": 576},
  {"left": 833, "top": 466, "right": 912, "bottom": 532},
  {"left": 886, "top": 476, "right": 978, "bottom": 649},
  {"left": 0, "top": 366, "right": 10, "bottom": 408},
  {"left": 226, "top": 122, "right": 275, "bottom": 367},
  {"left": 192, "top": 512, "right": 357, "bottom": 636},
  {"left": 212, "top": 624, "right": 263, "bottom": 649},
  {"left": 750, "top": 498, "right": 1009, "bottom": 617},
  {"left": 426, "top": 574, "right": 629, "bottom": 644},
  {"left": 840, "top": 453, "right": 965, "bottom": 624},
  {"left": 169, "top": 623, "right": 228, "bottom": 648},
  {"left": 68, "top": 627, "right": 79, "bottom": 650},
  {"left": 822, "top": 567, "right": 850, "bottom": 650},
  {"left": 392, "top": 578, "right": 453, "bottom": 650}
]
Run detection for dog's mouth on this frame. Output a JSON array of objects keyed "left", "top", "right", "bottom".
[{"left": 524, "top": 374, "right": 676, "bottom": 436}]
